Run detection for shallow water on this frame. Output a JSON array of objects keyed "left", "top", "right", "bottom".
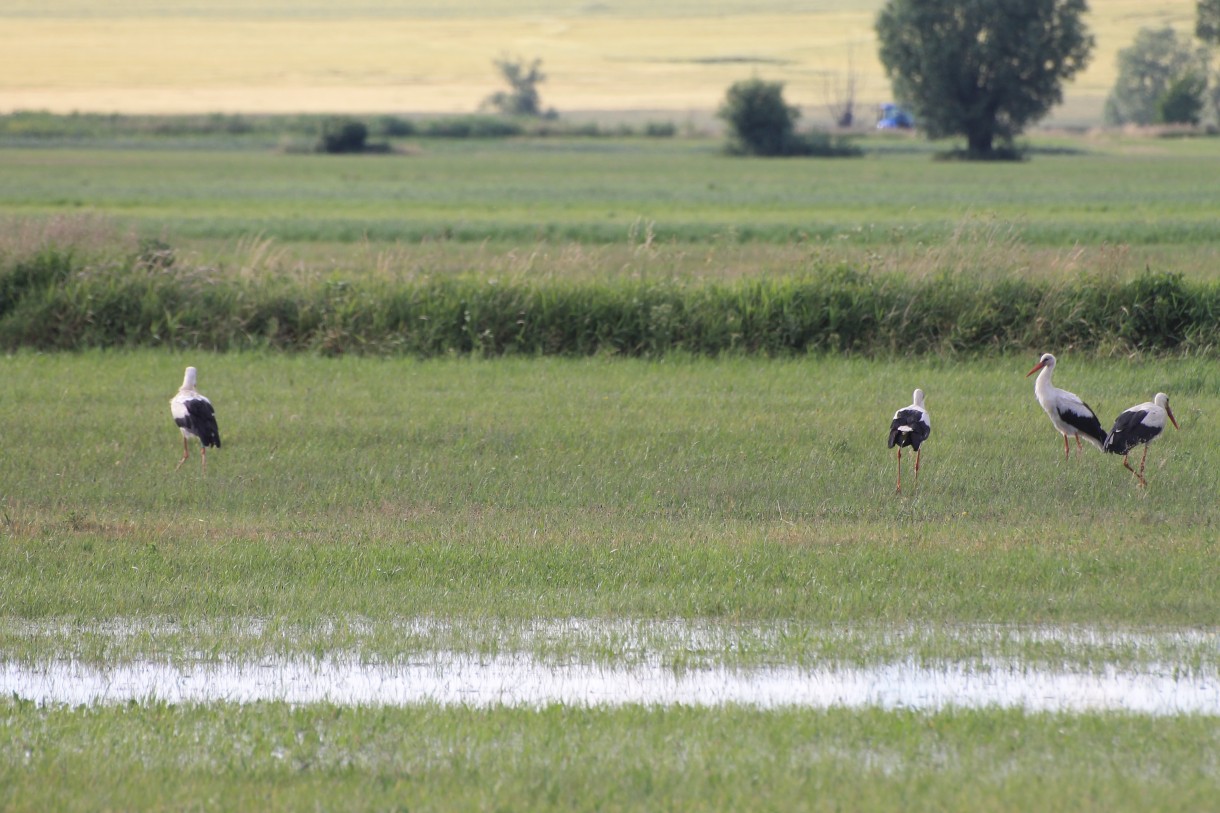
[
  {"left": 5, "top": 619, "right": 1217, "bottom": 712},
  {"left": 5, "top": 654, "right": 1218, "bottom": 713}
]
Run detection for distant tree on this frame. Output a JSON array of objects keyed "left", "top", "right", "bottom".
[
  {"left": 317, "top": 117, "right": 369, "bottom": 153},
  {"left": 875, "top": 0, "right": 1094, "bottom": 158},
  {"left": 1198, "top": 0, "right": 1220, "bottom": 44},
  {"left": 1104, "top": 27, "right": 1208, "bottom": 125},
  {"left": 717, "top": 78, "right": 800, "bottom": 155},
  {"left": 822, "top": 46, "right": 863, "bottom": 128},
  {"left": 482, "top": 55, "right": 551, "bottom": 117}
]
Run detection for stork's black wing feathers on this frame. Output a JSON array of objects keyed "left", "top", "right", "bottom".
[
  {"left": 1056, "top": 403, "right": 1106, "bottom": 446},
  {"left": 183, "top": 398, "right": 222, "bottom": 448},
  {"left": 1103, "top": 409, "right": 1152, "bottom": 455},
  {"left": 888, "top": 408, "right": 930, "bottom": 450}
]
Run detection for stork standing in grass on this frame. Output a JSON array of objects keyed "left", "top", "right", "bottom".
[
  {"left": 170, "top": 366, "right": 221, "bottom": 472},
  {"left": 1026, "top": 353, "right": 1106, "bottom": 459},
  {"left": 1103, "top": 392, "right": 1178, "bottom": 487},
  {"left": 888, "top": 388, "right": 930, "bottom": 493}
]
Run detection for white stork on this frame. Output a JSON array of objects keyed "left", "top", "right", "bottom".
[
  {"left": 1026, "top": 353, "right": 1106, "bottom": 459},
  {"left": 887, "top": 388, "right": 931, "bottom": 493},
  {"left": 1103, "top": 392, "right": 1178, "bottom": 487},
  {"left": 170, "top": 366, "right": 221, "bottom": 472}
]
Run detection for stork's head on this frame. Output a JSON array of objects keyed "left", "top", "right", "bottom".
[
  {"left": 1154, "top": 392, "right": 1179, "bottom": 430},
  {"left": 1026, "top": 353, "right": 1056, "bottom": 378},
  {"left": 912, "top": 388, "right": 926, "bottom": 408},
  {"left": 183, "top": 366, "right": 198, "bottom": 389}
]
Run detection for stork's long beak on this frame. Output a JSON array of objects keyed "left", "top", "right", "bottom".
[
  {"left": 1025, "top": 362, "right": 1045, "bottom": 378},
  {"left": 1167, "top": 407, "right": 1179, "bottom": 430}
]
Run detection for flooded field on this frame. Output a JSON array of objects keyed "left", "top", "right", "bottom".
[
  {"left": 4, "top": 619, "right": 1217, "bottom": 713},
  {"left": 4, "top": 652, "right": 1219, "bottom": 713}
]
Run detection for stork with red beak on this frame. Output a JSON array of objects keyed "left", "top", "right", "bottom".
[{"left": 1026, "top": 353, "right": 1106, "bottom": 459}]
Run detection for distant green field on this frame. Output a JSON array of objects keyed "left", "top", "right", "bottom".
[{"left": 4, "top": 134, "right": 1220, "bottom": 280}]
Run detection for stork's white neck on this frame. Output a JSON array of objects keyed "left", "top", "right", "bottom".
[{"left": 1033, "top": 364, "right": 1055, "bottom": 396}]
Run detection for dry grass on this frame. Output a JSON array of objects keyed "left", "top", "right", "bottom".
[
  {"left": 0, "top": 1, "right": 1201, "bottom": 125},
  {"left": 3, "top": 212, "right": 1212, "bottom": 286},
  {"left": 0, "top": 214, "right": 137, "bottom": 263}
]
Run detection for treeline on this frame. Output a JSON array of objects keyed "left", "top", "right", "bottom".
[
  {"left": 2, "top": 250, "right": 1216, "bottom": 357},
  {"left": 0, "top": 111, "right": 677, "bottom": 143}
]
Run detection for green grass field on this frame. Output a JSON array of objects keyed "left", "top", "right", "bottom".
[
  {"left": 4, "top": 133, "right": 1220, "bottom": 281},
  {"left": 2, "top": 351, "right": 1219, "bottom": 810},
  {"left": 4, "top": 704, "right": 1218, "bottom": 813},
  {"left": 3, "top": 351, "right": 1217, "bottom": 635}
]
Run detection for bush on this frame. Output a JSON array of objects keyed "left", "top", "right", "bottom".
[
  {"left": 1158, "top": 73, "right": 1207, "bottom": 125},
  {"left": 317, "top": 118, "right": 369, "bottom": 153},
  {"left": 718, "top": 79, "right": 801, "bottom": 156},
  {"left": 718, "top": 79, "right": 858, "bottom": 158}
]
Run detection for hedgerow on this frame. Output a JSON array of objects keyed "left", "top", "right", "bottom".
[{"left": 2, "top": 250, "right": 1216, "bottom": 357}]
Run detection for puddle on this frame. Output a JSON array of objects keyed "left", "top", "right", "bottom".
[
  {"left": 5, "top": 619, "right": 1217, "bottom": 712},
  {"left": 5, "top": 654, "right": 1218, "bottom": 714}
]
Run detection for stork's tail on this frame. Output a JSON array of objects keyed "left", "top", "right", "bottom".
[
  {"left": 1083, "top": 423, "right": 1107, "bottom": 452},
  {"left": 1073, "top": 407, "right": 1107, "bottom": 452},
  {"left": 198, "top": 419, "right": 221, "bottom": 449}
]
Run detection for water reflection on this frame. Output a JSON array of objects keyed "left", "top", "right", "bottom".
[{"left": 5, "top": 654, "right": 1218, "bottom": 714}]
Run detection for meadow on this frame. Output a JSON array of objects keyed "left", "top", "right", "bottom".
[
  {"left": 3, "top": 350, "right": 1219, "bottom": 639},
  {"left": 5, "top": 134, "right": 1220, "bottom": 255},
  {"left": 4, "top": 704, "right": 1218, "bottom": 812},
  {"left": 3, "top": 95, "right": 1220, "bottom": 813},
  {"left": 4, "top": 130, "right": 1220, "bottom": 320},
  {"left": 2, "top": 350, "right": 1219, "bottom": 810}
]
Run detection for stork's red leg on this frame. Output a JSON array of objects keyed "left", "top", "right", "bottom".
[
  {"left": 1063, "top": 434, "right": 1070, "bottom": 460},
  {"left": 1122, "top": 453, "right": 1146, "bottom": 487},
  {"left": 1075, "top": 435, "right": 1083, "bottom": 454},
  {"left": 176, "top": 437, "right": 189, "bottom": 470},
  {"left": 895, "top": 448, "right": 902, "bottom": 493},
  {"left": 200, "top": 445, "right": 207, "bottom": 474},
  {"left": 914, "top": 448, "right": 921, "bottom": 486}
]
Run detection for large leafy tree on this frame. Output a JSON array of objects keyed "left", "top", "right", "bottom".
[{"left": 875, "top": 0, "right": 1094, "bottom": 157}]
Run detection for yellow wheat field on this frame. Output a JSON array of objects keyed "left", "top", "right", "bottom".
[{"left": 0, "top": 0, "right": 1200, "bottom": 125}]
